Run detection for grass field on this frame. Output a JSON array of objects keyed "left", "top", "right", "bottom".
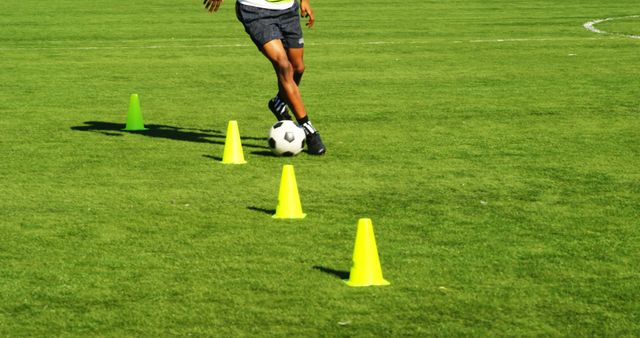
[{"left": 1, "top": 0, "right": 639, "bottom": 336}]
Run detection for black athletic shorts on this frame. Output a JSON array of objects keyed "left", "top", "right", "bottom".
[{"left": 235, "top": 1, "right": 304, "bottom": 50}]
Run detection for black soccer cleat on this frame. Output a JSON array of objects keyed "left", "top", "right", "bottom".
[
  {"left": 268, "top": 96, "right": 292, "bottom": 121},
  {"left": 305, "top": 132, "right": 326, "bottom": 155}
]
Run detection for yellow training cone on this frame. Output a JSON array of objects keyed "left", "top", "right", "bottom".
[
  {"left": 272, "top": 164, "right": 306, "bottom": 219},
  {"left": 221, "top": 120, "right": 247, "bottom": 164},
  {"left": 122, "top": 94, "right": 148, "bottom": 131},
  {"left": 345, "top": 218, "right": 390, "bottom": 287}
]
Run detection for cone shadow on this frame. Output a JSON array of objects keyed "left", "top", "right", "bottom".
[
  {"left": 71, "top": 121, "right": 268, "bottom": 149},
  {"left": 313, "top": 266, "right": 350, "bottom": 280},
  {"left": 247, "top": 206, "right": 276, "bottom": 215},
  {"left": 203, "top": 154, "right": 223, "bottom": 162}
]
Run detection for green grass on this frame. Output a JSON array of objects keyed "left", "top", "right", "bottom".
[
  {"left": 1, "top": 0, "right": 639, "bottom": 336},
  {"left": 597, "top": 15, "right": 640, "bottom": 36}
]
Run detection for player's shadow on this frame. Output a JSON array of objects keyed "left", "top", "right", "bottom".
[
  {"left": 71, "top": 121, "right": 268, "bottom": 149},
  {"left": 312, "top": 266, "right": 350, "bottom": 280}
]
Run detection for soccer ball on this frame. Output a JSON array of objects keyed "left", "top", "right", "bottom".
[{"left": 268, "top": 120, "right": 306, "bottom": 156}]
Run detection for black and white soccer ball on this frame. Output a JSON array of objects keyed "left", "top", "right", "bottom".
[{"left": 268, "top": 120, "right": 306, "bottom": 156}]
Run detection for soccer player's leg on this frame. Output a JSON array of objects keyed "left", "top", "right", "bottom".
[
  {"left": 269, "top": 4, "right": 305, "bottom": 122},
  {"left": 268, "top": 94, "right": 292, "bottom": 121},
  {"left": 261, "top": 40, "right": 307, "bottom": 119},
  {"left": 282, "top": 47, "right": 325, "bottom": 155},
  {"left": 235, "top": 2, "right": 292, "bottom": 121},
  {"left": 268, "top": 48, "right": 304, "bottom": 121},
  {"left": 261, "top": 40, "right": 325, "bottom": 155}
]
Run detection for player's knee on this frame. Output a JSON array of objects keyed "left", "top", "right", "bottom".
[
  {"left": 274, "top": 59, "right": 293, "bottom": 76},
  {"left": 292, "top": 63, "right": 305, "bottom": 75}
]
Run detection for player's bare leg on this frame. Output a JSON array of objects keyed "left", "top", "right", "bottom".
[
  {"left": 286, "top": 47, "right": 305, "bottom": 85},
  {"left": 270, "top": 47, "right": 304, "bottom": 120},
  {"left": 262, "top": 40, "right": 325, "bottom": 155},
  {"left": 262, "top": 39, "right": 306, "bottom": 119}
]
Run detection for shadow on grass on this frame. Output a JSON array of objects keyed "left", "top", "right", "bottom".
[
  {"left": 71, "top": 121, "right": 268, "bottom": 148},
  {"left": 313, "top": 266, "right": 350, "bottom": 280},
  {"left": 202, "top": 154, "right": 223, "bottom": 162},
  {"left": 251, "top": 150, "right": 277, "bottom": 157},
  {"left": 247, "top": 206, "right": 276, "bottom": 215}
]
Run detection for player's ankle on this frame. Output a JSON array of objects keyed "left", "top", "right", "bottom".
[{"left": 296, "top": 116, "right": 318, "bottom": 136}]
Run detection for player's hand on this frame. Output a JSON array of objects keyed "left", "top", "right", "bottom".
[
  {"left": 300, "top": 0, "right": 315, "bottom": 28},
  {"left": 204, "top": 0, "right": 223, "bottom": 13}
]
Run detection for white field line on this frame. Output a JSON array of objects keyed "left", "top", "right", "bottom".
[
  {"left": 1, "top": 16, "right": 638, "bottom": 51},
  {"left": 0, "top": 37, "right": 609, "bottom": 51},
  {"left": 583, "top": 15, "right": 640, "bottom": 39},
  {"left": 466, "top": 37, "right": 601, "bottom": 43}
]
